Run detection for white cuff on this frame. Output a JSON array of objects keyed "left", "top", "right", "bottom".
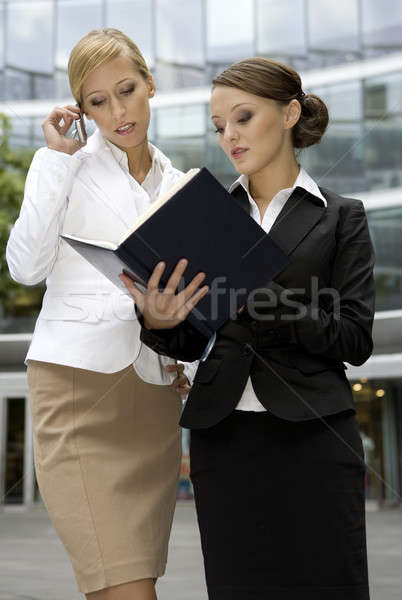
[
  {"left": 180, "top": 360, "right": 199, "bottom": 386},
  {"left": 133, "top": 343, "right": 176, "bottom": 385}
]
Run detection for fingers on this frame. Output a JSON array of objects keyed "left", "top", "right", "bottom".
[
  {"left": 174, "top": 385, "right": 191, "bottom": 396},
  {"left": 178, "top": 270, "right": 207, "bottom": 305},
  {"left": 177, "top": 284, "right": 209, "bottom": 321},
  {"left": 119, "top": 273, "right": 145, "bottom": 310},
  {"left": 65, "top": 104, "right": 81, "bottom": 114},
  {"left": 147, "top": 261, "right": 165, "bottom": 292},
  {"left": 148, "top": 259, "right": 206, "bottom": 302},
  {"left": 171, "top": 375, "right": 191, "bottom": 395},
  {"left": 59, "top": 119, "right": 74, "bottom": 137},
  {"left": 122, "top": 258, "right": 209, "bottom": 328},
  {"left": 163, "top": 258, "right": 189, "bottom": 295},
  {"left": 42, "top": 106, "right": 80, "bottom": 137},
  {"left": 166, "top": 363, "right": 189, "bottom": 394},
  {"left": 162, "top": 259, "right": 207, "bottom": 308},
  {"left": 42, "top": 105, "right": 84, "bottom": 154},
  {"left": 47, "top": 106, "right": 79, "bottom": 128},
  {"left": 165, "top": 363, "right": 185, "bottom": 374}
]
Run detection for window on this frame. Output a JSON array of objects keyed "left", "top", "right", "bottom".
[
  {"left": 364, "top": 72, "right": 402, "bottom": 190},
  {"left": 9, "top": 113, "right": 35, "bottom": 147},
  {"left": 300, "top": 122, "right": 365, "bottom": 195},
  {"left": 362, "top": 0, "right": 402, "bottom": 55},
  {"left": 256, "top": 0, "right": 306, "bottom": 59},
  {"left": 207, "top": 0, "right": 254, "bottom": 62},
  {"left": 155, "top": 0, "right": 204, "bottom": 66},
  {"left": 307, "top": 0, "right": 360, "bottom": 54},
  {"left": 367, "top": 206, "right": 402, "bottom": 311},
  {"left": 301, "top": 82, "right": 364, "bottom": 194},
  {"left": 313, "top": 81, "right": 362, "bottom": 122},
  {"left": 106, "top": 0, "right": 154, "bottom": 68},
  {"left": 6, "top": 0, "right": 53, "bottom": 73},
  {"left": 0, "top": 1, "right": 4, "bottom": 69},
  {"left": 156, "top": 138, "right": 205, "bottom": 174},
  {"left": 156, "top": 105, "right": 205, "bottom": 139},
  {"left": 205, "top": 129, "right": 237, "bottom": 188},
  {"left": 155, "top": 0, "right": 205, "bottom": 90},
  {"left": 4, "top": 68, "right": 32, "bottom": 100},
  {"left": 56, "top": 0, "right": 103, "bottom": 69}
]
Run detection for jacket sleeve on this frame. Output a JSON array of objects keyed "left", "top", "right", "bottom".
[
  {"left": 253, "top": 201, "right": 375, "bottom": 366},
  {"left": 137, "top": 309, "right": 210, "bottom": 362},
  {"left": 6, "top": 147, "right": 82, "bottom": 286}
]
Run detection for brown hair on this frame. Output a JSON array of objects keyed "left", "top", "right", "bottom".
[
  {"left": 212, "top": 57, "right": 328, "bottom": 149},
  {"left": 68, "top": 28, "right": 151, "bottom": 107}
]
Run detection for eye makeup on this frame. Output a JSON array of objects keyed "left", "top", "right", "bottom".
[
  {"left": 120, "top": 85, "right": 135, "bottom": 95},
  {"left": 88, "top": 82, "right": 136, "bottom": 106},
  {"left": 212, "top": 110, "right": 253, "bottom": 134},
  {"left": 91, "top": 98, "right": 105, "bottom": 107},
  {"left": 237, "top": 110, "right": 253, "bottom": 123}
]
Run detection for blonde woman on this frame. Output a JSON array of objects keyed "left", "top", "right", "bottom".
[{"left": 6, "top": 28, "right": 194, "bottom": 600}]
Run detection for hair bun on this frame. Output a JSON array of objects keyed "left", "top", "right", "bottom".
[{"left": 293, "top": 93, "right": 329, "bottom": 148}]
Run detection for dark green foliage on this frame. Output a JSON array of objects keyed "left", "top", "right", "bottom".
[{"left": 0, "top": 114, "right": 44, "bottom": 317}]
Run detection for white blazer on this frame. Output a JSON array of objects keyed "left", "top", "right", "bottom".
[{"left": 6, "top": 129, "right": 197, "bottom": 383}]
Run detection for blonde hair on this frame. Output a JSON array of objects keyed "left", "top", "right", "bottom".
[{"left": 68, "top": 28, "right": 151, "bottom": 106}]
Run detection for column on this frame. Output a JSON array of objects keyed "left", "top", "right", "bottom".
[
  {"left": 23, "top": 395, "right": 34, "bottom": 506},
  {"left": 0, "top": 397, "right": 7, "bottom": 507}
]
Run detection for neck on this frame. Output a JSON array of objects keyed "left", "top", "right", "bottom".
[
  {"left": 121, "top": 137, "right": 152, "bottom": 184},
  {"left": 248, "top": 153, "right": 300, "bottom": 206}
]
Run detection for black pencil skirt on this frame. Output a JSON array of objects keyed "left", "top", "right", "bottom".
[{"left": 190, "top": 409, "right": 370, "bottom": 600}]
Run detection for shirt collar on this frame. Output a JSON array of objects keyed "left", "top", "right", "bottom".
[
  {"left": 228, "top": 166, "right": 327, "bottom": 208},
  {"left": 103, "top": 136, "right": 157, "bottom": 174}
]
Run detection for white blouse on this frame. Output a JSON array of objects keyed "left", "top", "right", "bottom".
[
  {"left": 105, "top": 138, "right": 199, "bottom": 387},
  {"left": 105, "top": 138, "right": 164, "bottom": 208}
]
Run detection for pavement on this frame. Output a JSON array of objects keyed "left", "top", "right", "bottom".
[{"left": 0, "top": 501, "right": 401, "bottom": 599}]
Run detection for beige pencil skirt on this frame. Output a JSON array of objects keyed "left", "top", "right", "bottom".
[{"left": 27, "top": 360, "right": 182, "bottom": 594}]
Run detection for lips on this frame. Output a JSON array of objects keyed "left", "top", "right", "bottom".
[
  {"left": 231, "top": 147, "right": 248, "bottom": 159},
  {"left": 115, "top": 122, "right": 136, "bottom": 135}
]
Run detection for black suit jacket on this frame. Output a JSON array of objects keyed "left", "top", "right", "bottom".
[{"left": 139, "top": 185, "right": 376, "bottom": 429}]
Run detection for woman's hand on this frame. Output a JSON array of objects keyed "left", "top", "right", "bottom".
[
  {"left": 165, "top": 363, "right": 191, "bottom": 395},
  {"left": 42, "top": 105, "right": 86, "bottom": 155},
  {"left": 119, "top": 258, "right": 209, "bottom": 330}
]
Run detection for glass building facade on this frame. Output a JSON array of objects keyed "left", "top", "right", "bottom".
[
  {"left": 1, "top": 0, "right": 402, "bottom": 194},
  {"left": 0, "top": 0, "right": 402, "bottom": 506},
  {"left": 2, "top": 0, "right": 402, "bottom": 96}
]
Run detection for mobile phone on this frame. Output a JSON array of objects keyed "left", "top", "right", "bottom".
[{"left": 73, "top": 104, "right": 87, "bottom": 144}]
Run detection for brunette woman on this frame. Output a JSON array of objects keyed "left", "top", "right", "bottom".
[{"left": 121, "top": 57, "right": 374, "bottom": 600}]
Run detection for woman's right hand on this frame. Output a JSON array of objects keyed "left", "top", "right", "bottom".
[
  {"left": 42, "top": 105, "right": 86, "bottom": 155},
  {"left": 119, "top": 259, "right": 209, "bottom": 330}
]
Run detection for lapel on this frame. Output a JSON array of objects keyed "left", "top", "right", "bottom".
[
  {"left": 82, "top": 130, "right": 139, "bottom": 229},
  {"left": 231, "top": 184, "right": 326, "bottom": 257},
  {"left": 81, "top": 132, "right": 181, "bottom": 231}
]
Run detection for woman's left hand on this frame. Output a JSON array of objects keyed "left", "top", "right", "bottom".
[{"left": 166, "top": 363, "right": 191, "bottom": 395}]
